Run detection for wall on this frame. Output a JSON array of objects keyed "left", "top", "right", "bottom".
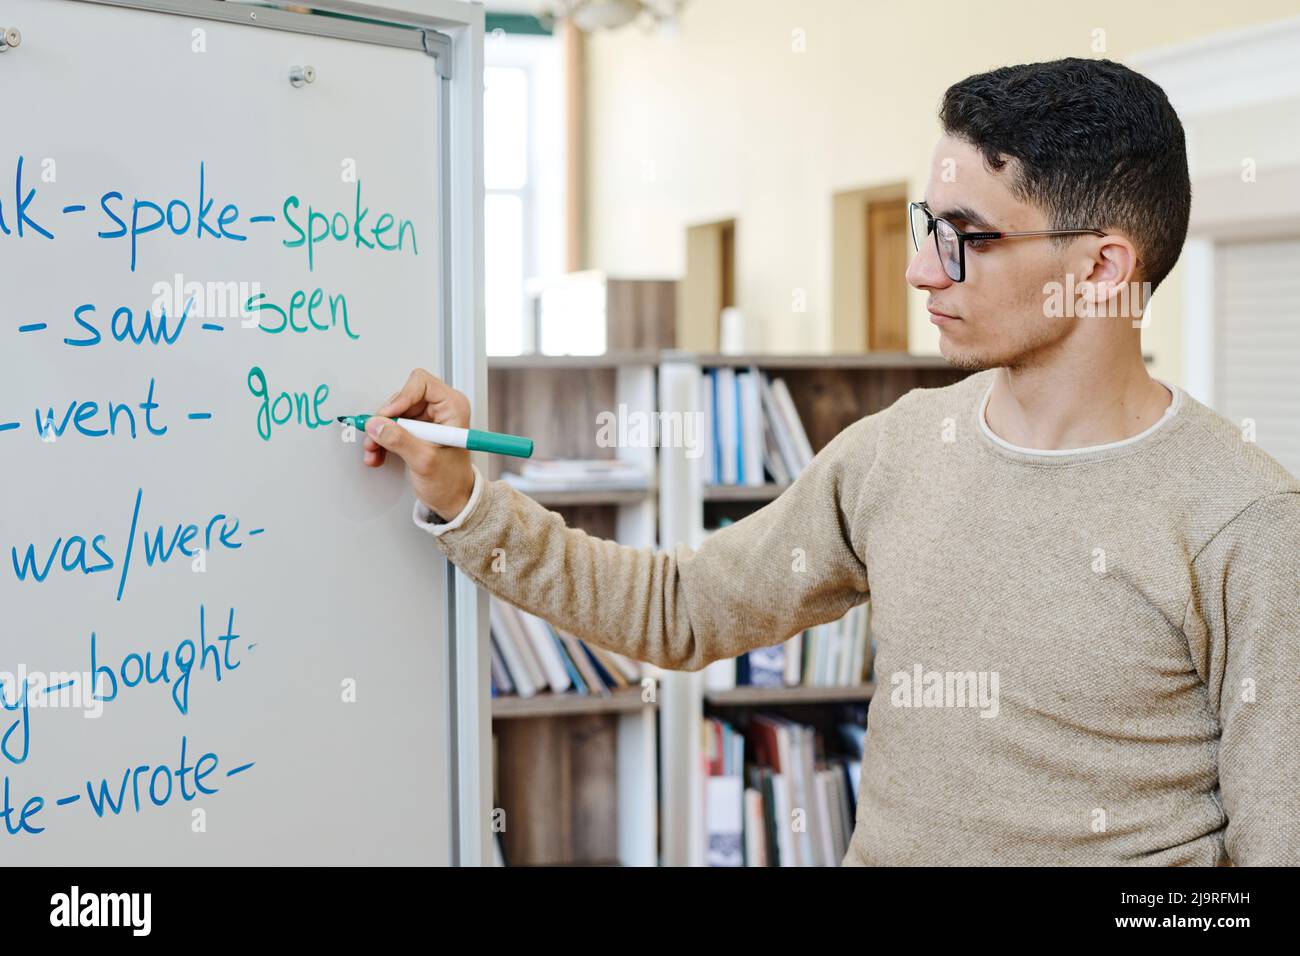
[{"left": 583, "top": 0, "right": 1300, "bottom": 383}]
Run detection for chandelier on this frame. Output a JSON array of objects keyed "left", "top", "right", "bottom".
[{"left": 539, "top": 0, "right": 687, "bottom": 32}]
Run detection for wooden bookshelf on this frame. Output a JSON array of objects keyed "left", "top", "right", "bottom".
[
  {"left": 493, "top": 689, "right": 656, "bottom": 719},
  {"left": 657, "top": 350, "right": 971, "bottom": 866},
  {"left": 671, "top": 350, "right": 955, "bottom": 369},
  {"left": 485, "top": 351, "right": 661, "bottom": 867},
  {"left": 485, "top": 348, "right": 972, "bottom": 866},
  {"left": 488, "top": 349, "right": 661, "bottom": 370}
]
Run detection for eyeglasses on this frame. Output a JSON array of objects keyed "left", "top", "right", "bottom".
[{"left": 908, "top": 201, "right": 1106, "bottom": 283}]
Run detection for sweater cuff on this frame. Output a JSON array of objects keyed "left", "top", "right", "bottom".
[{"left": 412, "top": 464, "right": 484, "bottom": 537}]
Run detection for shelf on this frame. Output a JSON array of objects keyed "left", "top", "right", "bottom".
[
  {"left": 488, "top": 350, "right": 662, "bottom": 370},
  {"left": 703, "top": 482, "right": 789, "bottom": 502},
  {"left": 492, "top": 688, "right": 656, "bottom": 719},
  {"left": 704, "top": 683, "right": 876, "bottom": 707},
  {"left": 681, "top": 351, "right": 1156, "bottom": 367},
  {"left": 663, "top": 350, "right": 957, "bottom": 370},
  {"left": 491, "top": 349, "right": 1155, "bottom": 370}
]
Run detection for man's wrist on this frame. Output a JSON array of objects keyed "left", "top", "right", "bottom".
[{"left": 425, "top": 469, "right": 476, "bottom": 522}]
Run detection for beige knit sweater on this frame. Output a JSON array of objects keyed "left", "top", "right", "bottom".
[{"left": 414, "top": 368, "right": 1300, "bottom": 865}]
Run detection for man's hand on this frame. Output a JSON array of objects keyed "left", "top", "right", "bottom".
[{"left": 363, "top": 368, "right": 476, "bottom": 520}]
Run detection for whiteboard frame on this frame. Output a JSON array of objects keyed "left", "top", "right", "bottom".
[{"left": 62, "top": 0, "right": 490, "bottom": 866}]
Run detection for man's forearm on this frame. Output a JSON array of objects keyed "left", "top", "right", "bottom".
[{"left": 413, "top": 417, "right": 877, "bottom": 672}]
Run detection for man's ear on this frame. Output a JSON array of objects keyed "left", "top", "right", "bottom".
[{"left": 1076, "top": 234, "right": 1140, "bottom": 318}]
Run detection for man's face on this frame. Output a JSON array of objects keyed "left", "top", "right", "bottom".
[{"left": 906, "top": 134, "right": 1075, "bottom": 371}]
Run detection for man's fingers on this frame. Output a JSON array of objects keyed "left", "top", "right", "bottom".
[
  {"left": 376, "top": 368, "right": 456, "bottom": 420},
  {"left": 377, "top": 372, "right": 422, "bottom": 418},
  {"left": 364, "top": 416, "right": 430, "bottom": 471}
]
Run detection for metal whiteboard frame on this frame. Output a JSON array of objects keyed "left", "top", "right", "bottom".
[{"left": 62, "top": 0, "right": 490, "bottom": 867}]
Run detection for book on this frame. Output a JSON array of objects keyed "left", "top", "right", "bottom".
[
  {"left": 716, "top": 366, "right": 738, "bottom": 484},
  {"left": 517, "top": 609, "right": 573, "bottom": 693},
  {"left": 710, "top": 713, "right": 867, "bottom": 866},
  {"left": 769, "top": 376, "right": 815, "bottom": 471},
  {"left": 746, "top": 643, "right": 785, "bottom": 687},
  {"left": 489, "top": 635, "right": 514, "bottom": 696},
  {"left": 700, "top": 369, "right": 717, "bottom": 485},
  {"left": 743, "top": 787, "right": 767, "bottom": 866},
  {"left": 738, "top": 369, "right": 764, "bottom": 487},
  {"left": 706, "top": 774, "right": 744, "bottom": 866},
  {"left": 487, "top": 597, "right": 643, "bottom": 699},
  {"left": 700, "top": 367, "right": 817, "bottom": 488},
  {"left": 502, "top": 458, "right": 650, "bottom": 493},
  {"left": 489, "top": 600, "right": 538, "bottom": 698}
]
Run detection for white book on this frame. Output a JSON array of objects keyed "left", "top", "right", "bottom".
[
  {"left": 744, "top": 788, "right": 766, "bottom": 867},
  {"left": 784, "top": 631, "right": 803, "bottom": 686},
  {"left": 828, "top": 616, "right": 843, "bottom": 687},
  {"left": 501, "top": 603, "right": 549, "bottom": 691},
  {"left": 836, "top": 606, "right": 856, "bottom": 685},
  {"left": 814, "top": 771, "right": 839, "bottom": 866},
  {"left": 761, "top": 414, "right": 791, "bottom": 486},
  {"left": 788, "top": 725, "right": 817, "bottom": 866},
  {"left": 489, "top": 600, "right": 538, "bottom": 698},
  {"left": 716, "top": 367, "right": 738, "bottom": 484},
  {"left": 849, "top": 603, "right": 870, "bottom": 684},
  {"left": 813, "top": 623, "right": 830, "bottom": 687},
  {"left": 771, "top": 377, "right": 815, "bottom": 471},
  {"left": 699, "top": 370, "right": 716, "bottom": 485},
  {"left": 759, "top": 372, "right": 803, "bottom": 479},
  {"left": 705, "top": 775, "right": 744, "bottom": 867},
  {"left": 518, "top": 611, "right": 573, "bottom": 693},
  {"left": 739, "top": 369, "right": 765, "bottom": 487},
  {"left": 772, "top": 723, "right": 805, "bottom": 866},
  {"left": 704, "top": 656, "right": 736, "bottom": 692}
]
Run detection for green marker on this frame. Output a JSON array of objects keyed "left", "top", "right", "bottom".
[{"left": 337, "top": 415, "right": 533, "bottom": 459}]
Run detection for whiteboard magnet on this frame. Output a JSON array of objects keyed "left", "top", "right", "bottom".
[
  {"left": 289, "top": 65, "right": 316, "bottom": 87},
  {"left": 0, "top": 27, "right": 21, "bottom": 51}
]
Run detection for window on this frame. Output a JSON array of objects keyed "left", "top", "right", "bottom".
[{"left": 484, "top": 32, "right": 565, "bottom": 355}]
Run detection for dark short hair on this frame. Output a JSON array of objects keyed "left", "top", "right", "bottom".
[{"left": 939, "top": 57, "right": 1191, "bottom": 292}]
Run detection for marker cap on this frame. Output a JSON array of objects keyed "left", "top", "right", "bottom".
[{"left": 466, "top": 428, "right": 533, "bottom": 458}]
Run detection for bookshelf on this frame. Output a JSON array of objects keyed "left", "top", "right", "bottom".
[
  {"left": 486, "top": 350, "right": 661, "bottom": 867},
  {"left": 657, "top": 350, "right": 971, "bottom": 865},
  {"left": 483, "top": 345, "right": 974, "bottom": 865}
]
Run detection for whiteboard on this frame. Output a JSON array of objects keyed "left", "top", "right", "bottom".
[{"left": 1, "top": 0, "right": 459, "bottom": 864}]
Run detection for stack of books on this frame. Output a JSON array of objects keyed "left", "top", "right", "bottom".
[
  {"left": 703, "top": 714, "right": 865, "bottom": 866},
  {"left": 699, "top": 367, "right": 815, "bottom": 487},
  {"left": 501, "top": 458, "right": 650, "bottom": 494},
  {"left": 489, "top": 596, "right": 643, "bottom": 698},
  {"left": 737, "top": 602, "right": 874, "bottom": 688}
]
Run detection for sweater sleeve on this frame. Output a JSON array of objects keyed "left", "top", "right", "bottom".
[
  {"left": 413, "top": 413, "right": 880, "bottom": 672},
  {"left": 1185, "top": 492, "right": 1300, "bottom": 865}
]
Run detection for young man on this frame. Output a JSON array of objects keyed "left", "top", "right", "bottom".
[{"left": 363, "top": 58, "right": 1300, "bottom": 865}]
